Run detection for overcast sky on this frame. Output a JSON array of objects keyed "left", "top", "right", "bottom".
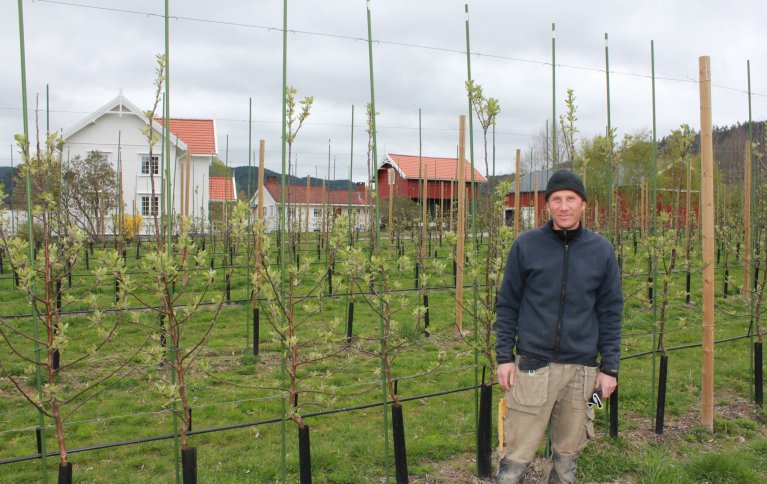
[{"left": 1, "top": 0, "right": 765, "bottom": 180}]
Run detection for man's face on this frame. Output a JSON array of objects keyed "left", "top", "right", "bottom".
[{"left": 547, "top": 189, "right": 585, "bottom": 230}]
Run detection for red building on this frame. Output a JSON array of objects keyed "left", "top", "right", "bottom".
[{"left": 377, "top": 153, "right": 487, "bottom": 215}]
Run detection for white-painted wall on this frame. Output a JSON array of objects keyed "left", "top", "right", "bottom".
[{"left": 63, "top": 109, "right": 211, "bottom": 235}]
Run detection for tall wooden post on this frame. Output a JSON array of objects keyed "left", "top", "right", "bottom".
[
  {"left": 514, "top": 150, "right": 521, "bottom": 236},
  {"left": 533, "top": 174, "right": 539, "bottom": 227},
  {"left": 456, "top": 115, "right": 467, "bottom": 334},
  {"left": 185, "top": 152, "right": 191, "bottom": 218},
  {"left": 440, "top": 180, "right": 445, "bottom": 234},
  {"left": 743, "top": 140, "right": 751, "bottom": 300},
  {"left": 699, "top": 56, "right": 715, "bottom": 431}
]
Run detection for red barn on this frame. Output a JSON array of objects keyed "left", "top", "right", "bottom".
[{"left": 377, "top": 153, "right": 487, "bottom": 216}]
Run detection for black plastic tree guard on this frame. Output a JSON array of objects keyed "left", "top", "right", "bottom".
[
  {"left": 723, "top": 268, "right": 729, "bottom": 299},
  {"left": 655, "top": 354, "right": 669, "bottom": 434},
  {"left": 58, "top": 462, "right": 73, "bottom": 484},
  {"left": 182, "top": 447, "right": 197, "bottom": 484},
  {"left": 35, "top": 427, "right": 42, "bottom": 454},
  {"left": 423, "top": 295, "right": 430, "bottom": 336},
  {"left": 414, "top": 263, "right": 419, "bottom": 290},
  {"left": 327, "top": 267, "right": 333, "bottom": 296},
  {"left": 225, "top": 274, "right": 231, "bottom": 302},
  {"left": 298, "top": 425, "right": 312, "bottom": 484},
  {"left": 391, "top": 403, "right": 409, "bottom": 483},
  {"left": 253, "top": 307, "right": 260, "bottom": 356},
  {"left": 686, "top": 272, "right": 691, "bottom": 305},
  {"left": 756, "top": 342, "right": 763, "bottom": 408},
  {"left": 477, "top": 383, "right": 493, "bottom": 478},
  {"left": 346, "top": 301, "right": 354, "bottom": 344},
  {"left": 609, "top": 385, "right": 619, "bottom": 438}
]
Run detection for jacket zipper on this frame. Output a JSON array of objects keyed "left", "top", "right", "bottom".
[{"left": 554, "top": 239, "right": 569, "bottom": 359}]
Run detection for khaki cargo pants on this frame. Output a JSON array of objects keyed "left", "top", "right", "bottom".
[{"left": 502, "top": 359, "right": 597, "bottom": 464}]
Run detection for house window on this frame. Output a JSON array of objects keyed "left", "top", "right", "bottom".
[
  {"left": 313, "top": 208, "right": 322, "bottom": 218},
  {"left": 141, "top": 154, "right": 159, "bottom": 175},
  {"left": 141, "top": 196, "right": 159, "bottom": 216}
]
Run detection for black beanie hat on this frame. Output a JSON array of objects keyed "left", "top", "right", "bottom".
[{"left": 544, "top": 169, "right": 587, "bottom": 202}]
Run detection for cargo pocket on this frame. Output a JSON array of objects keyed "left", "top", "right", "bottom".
[
  {"left": 578, "top": 366, "right": 598, "bottom": 451},
  {"left": 507, "top": 365, "right": 550, "bottom": 415}
]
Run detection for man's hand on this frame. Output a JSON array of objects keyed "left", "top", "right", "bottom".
[
  {"left": 595, "top": 372, "right": 617, "bottom": 399},
  {"left": 497, "top": 362, "right": 517, "bottom": 391}
]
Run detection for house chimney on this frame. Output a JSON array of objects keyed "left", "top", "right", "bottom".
[{"left": 356, "top": 182, "right": 365, "bottom": 192}]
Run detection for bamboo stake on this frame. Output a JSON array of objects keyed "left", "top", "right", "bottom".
[
  {"left": 440, "top": 180, "right": 445, "bottom": 234},
  {"left": 456, "top": 115, "right": 467, "bottom": 334},
  {"left": 699, "top": 56, "right": 715, "bottom": 431},
  {"left": 743, "top": 140, "right": 751, "bottom": 299},
  {"left": 514, "top": 150, "right": 521, "bottom": 237}
]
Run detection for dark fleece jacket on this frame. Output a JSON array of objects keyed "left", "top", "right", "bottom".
[{"left": 494, "top": 221, "right": 623, "bottom": 374}]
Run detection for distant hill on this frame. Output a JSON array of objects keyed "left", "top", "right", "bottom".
[
  {"left": 231, "top": 166, "right": 357, "bottom": 200},
  {"left": 657, "top": 120, "right": 766, "bottom": 183}
]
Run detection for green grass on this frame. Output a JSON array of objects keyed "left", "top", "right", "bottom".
[{"left": 0, "top": 232, "right": 764, "bottom": 482}]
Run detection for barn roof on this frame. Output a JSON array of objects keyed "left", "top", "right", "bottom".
[{"left": 381, "top": 153, "right": 487, "bottom": 183}]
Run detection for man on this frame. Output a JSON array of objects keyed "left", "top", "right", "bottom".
[{"left": 494, "top": 169, "right": 623, "bottom": 484}]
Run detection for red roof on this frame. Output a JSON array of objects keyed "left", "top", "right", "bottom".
[
  {"left": 155, "top": 118, "right": 216, "bottom": 155},
  {"left": 264, "top": 178, "right": 371, "bottom": 206},
  {"left": 385, "top": 153, "right": 487, "bottom": 182},
  {"left": 209, "top": 177, "right": 237, "bottom": 201}
]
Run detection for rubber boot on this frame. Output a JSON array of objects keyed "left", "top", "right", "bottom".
[
  {"left": 547, "top": 452, "right": 578, "bottom": 484},
  {"left": 494, "top": 457, "right": 528, "bottom": 484}
]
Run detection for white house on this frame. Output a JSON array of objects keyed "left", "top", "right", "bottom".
[
  {"left": 61, "top": 94, "right": 217, "bottom": 235},
  {"left": 249, "top": 177, "right": 372, "bottom": 233}
]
